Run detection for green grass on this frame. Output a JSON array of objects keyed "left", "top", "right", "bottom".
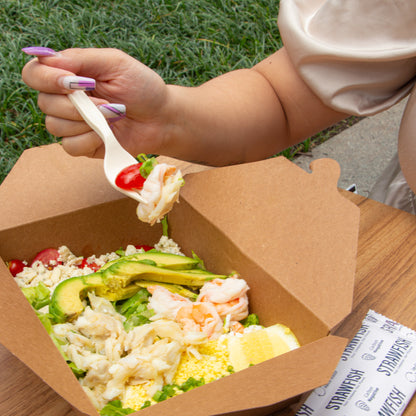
[
  {"left": 0, "top": 0, "right": 283, "bottom": 183},
  {"left": 0, "top": 0, "right": 359, "bottom": 185}
]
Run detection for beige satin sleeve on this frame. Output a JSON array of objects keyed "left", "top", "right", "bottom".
[{"left": 278, "top": 0, "right": 416, "bottom": 116}]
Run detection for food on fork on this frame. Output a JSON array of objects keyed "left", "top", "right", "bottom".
[
  {"left": 115, "top": 155, "right": 184, "bottom": 226},
  {"left": 9, "top": 237, "right": 300, "bottom": 413},
  {"left": 136, "top": 162, "right": 183, "bottom": 225}
]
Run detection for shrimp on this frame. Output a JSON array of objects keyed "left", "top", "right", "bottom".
[
  {"left": 136, "top": 163, "right": 183, "bottom": 225},
  {"left": 148, "top": 286, "right": 222, "bottom": 339},
  {"left": 230, "top": 321, "right": 245, "bottom": 334},
  {"left": 175, "top": 302, "right": 223, "bottom": 340},
  {"left": 197, "top": 276, "right": 249, "bottom": 322},
  {"left": 147, "top": 285, "right": 192, "bottom": 321}
]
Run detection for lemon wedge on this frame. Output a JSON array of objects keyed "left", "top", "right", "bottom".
[{"left": 228, "top": 324, "right": 300, "bottom": 372}]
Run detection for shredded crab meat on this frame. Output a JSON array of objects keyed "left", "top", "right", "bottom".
[
  {"left": 136, "top": 163, "right": 183, "bottom": 225},
  {"left": 54, "top": 294, "right": 191, "bottom": 407}
]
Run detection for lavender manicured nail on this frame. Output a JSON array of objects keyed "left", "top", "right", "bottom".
[
  {"left": 61, "top": 76, "right": 96, "bottom": 91},
  {"left": 98, "top": 104, "right": 126, "bottom": 122},
  {"left": 22, "top": 46, "right": 58, "bottom": 57}
]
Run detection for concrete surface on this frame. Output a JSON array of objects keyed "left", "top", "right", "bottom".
[{"left": 294, "top": 99, "right": 408, "bottom": 197}]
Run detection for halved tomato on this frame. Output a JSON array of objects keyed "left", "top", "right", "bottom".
[
  {"left": 8, "top": 259, "right": 26, "bottom": 276},
  {"left": 115, "top": 163, "right": 145, "bottom": 191},
  {"left": 78, "top": 258, "right": 100, "bottom": 272},
  {"left": 31, "top": 248, "right": 61, "bottom": 268},
  {"left": 135, "top": 244, "right": 154, "bottom": 251}
]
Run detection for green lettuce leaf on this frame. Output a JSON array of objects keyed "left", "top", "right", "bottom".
[
  {"left": 115, "top": 288, "right": 154, "bottom": 331},
  {"left": 241, "top": 313, "right": 260, "bottom": 327},
  {"left": 139, "top": 159, "right": 156, "bottom": 178},
  {"left": 22, "top": 282, "right": 50, "bottom": 309},
  {"left": 99, "top": 400, "right": 135, "bottom": 415}
]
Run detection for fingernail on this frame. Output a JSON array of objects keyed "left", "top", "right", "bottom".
[
  {"left": 60, "top": 75, "right": 96, "bottom": 91},
  {"left": 22, "top": 46, "right": 58, "bottom": 57},
  {"left": 98, "top": 104, "right": 126, "bottom": 122}
]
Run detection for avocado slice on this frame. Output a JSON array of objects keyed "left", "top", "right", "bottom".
[
  {"left": 99, "top": 252, "right": 200, "bottom": 271},
  {"left": 175, "top": 268, "right": 218, "bottom": 275},
  {"left": 134, "top": 280, "right": 198, "bottom": 300},
  {"left": 95, "top": 284, "right": 142, "bottom": 301},
  {"left": 102, "top": 260, "right": 226, "bottom": 289},
  {"left": 50, "top": 274, "right": 142, "bottom": 322},
  {"left": 50, "top": 274, "right": 105, "bottom": 323}
]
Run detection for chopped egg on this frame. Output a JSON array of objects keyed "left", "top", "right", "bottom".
[{"left": 174, "top": 339, "right": 231, "bottom": 384}]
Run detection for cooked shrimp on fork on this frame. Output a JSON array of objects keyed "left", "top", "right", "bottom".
[{"left": 136, "top": 163, "right": 183, "bottom": 225}]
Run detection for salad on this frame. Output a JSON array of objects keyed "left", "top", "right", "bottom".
[{"left": 8, "top": 236, "right": 300, "bottom": 414}]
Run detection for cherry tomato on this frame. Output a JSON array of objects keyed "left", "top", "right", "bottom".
[
  {"left": 115, "top": 163, "right": 145, "bottom": 191},
  {"left": 135, "top": 244, "right": 154, "bottom": 251},
  {"left": 78, "top": 258, "right": 100, "bottom": 272},
  {"left": 8, "top": 259, "right": 25, "bottom": 276},
  {"left": 31, "top": 248, "right": 61, "bottom": 268}
]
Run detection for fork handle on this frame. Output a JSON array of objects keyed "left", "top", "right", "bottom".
[{"left": 68, "top": 90, "right": 114, "bottom": 146}]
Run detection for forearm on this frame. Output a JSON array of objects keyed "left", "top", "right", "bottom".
[
  {"left": 161, "top": 48, "right": 348, "bottom": 165},
  {"left": 163, "top": 69, "right": 287, "bottom": 165}
]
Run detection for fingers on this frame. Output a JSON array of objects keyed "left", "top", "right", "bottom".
[
  {"left": 61, "top": 131, "right": 105, "bottom": 158},
  {"left": 38, "top": 93, "right": 82, "bottom": 120},
  {"left": 22, "top": 62, "right": 96, "bottom": 94},
  {"left": 45, "top": 115, "right": 92, "bottom": 137},
  {"left": 21, "top": 47, "right": 147, "bottom": 159},
  {"left": 22, "top": 58, "right": 75, "bottom": 94},
  {"left": 39, "top": 92, "right": 127, "bottom": 159},
  {"left": 22, "top": 48, "right": 104, "bottom": 95},
  {"left": 22, "top": 47, "right": 132, "bottom": 94},
  {"left": 37, "top": 93, "right": 108, "bottom": 120}
]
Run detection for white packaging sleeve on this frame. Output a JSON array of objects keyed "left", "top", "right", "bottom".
[{"left": 295, "top": 310, "right": 416, "bottom": 416}]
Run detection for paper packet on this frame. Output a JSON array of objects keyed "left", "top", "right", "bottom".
[{"left": 296, "top": 310, "right": 416, "bottom": 416}]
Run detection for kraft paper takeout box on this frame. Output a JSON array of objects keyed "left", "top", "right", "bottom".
[{"left": 0, "top": 144, "right": 360, "bottom": 416}]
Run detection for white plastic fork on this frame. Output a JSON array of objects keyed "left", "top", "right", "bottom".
[{"left": 68, "top": 90, "right": 147, "bottom": 204}]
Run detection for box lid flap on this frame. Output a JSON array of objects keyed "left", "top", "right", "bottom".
[
  {"left": 180, "top": 156, "right": 360, "bottom": 330},
  {"left": 0, "top": 144, "right": 209, "bottom": 231},
  {"left": 0, "top": 259, "right": 99, "bottom": 416},
  {"left": 0, "top": 144, "right": 119, "bottom": 230},
  {"left": 132, "top": 335, "right": 347, "bottom": 416}
]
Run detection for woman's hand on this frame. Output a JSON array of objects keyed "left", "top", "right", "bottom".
[
  {"left": 22, "top": 47, "right": 348, "bottom": 165},
  {"left": 22, "top": 48, "right": 170, "bottom": 158}
]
